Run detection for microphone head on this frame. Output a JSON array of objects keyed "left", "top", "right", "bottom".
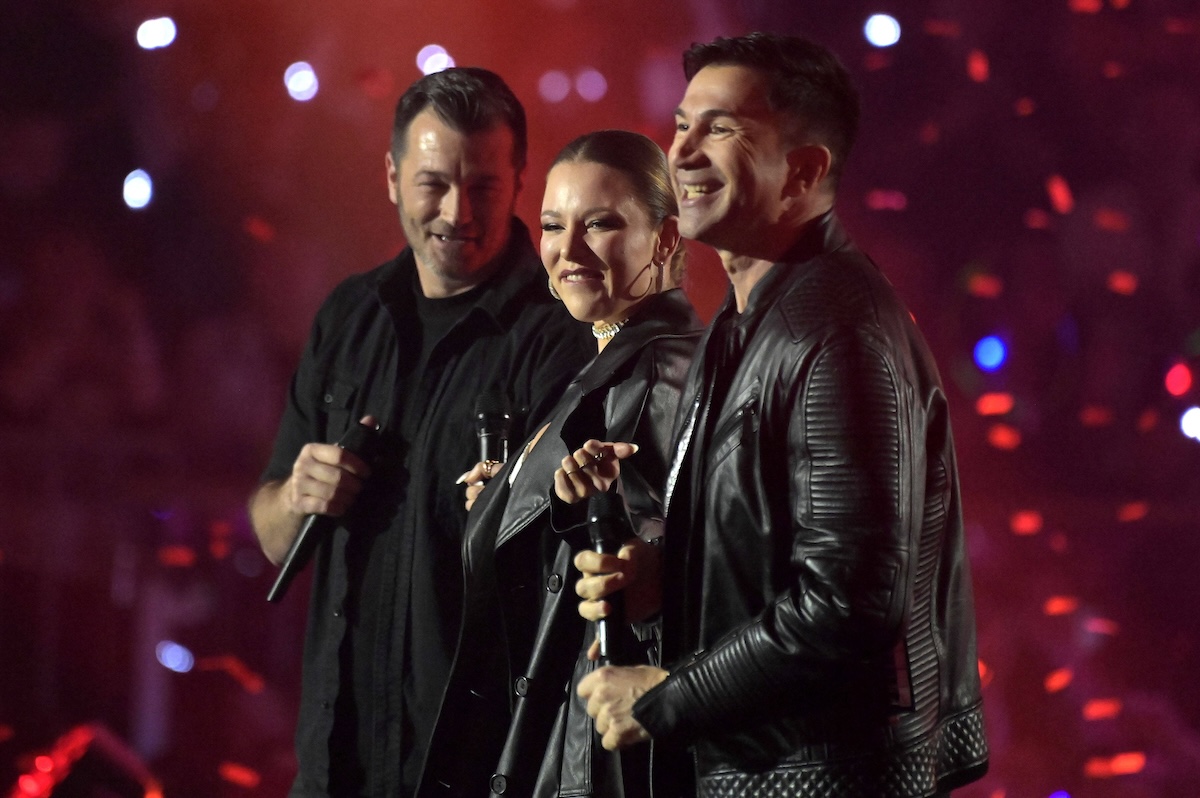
[{"left": 474, "top": 392, "right": 512, "bottom": 429}]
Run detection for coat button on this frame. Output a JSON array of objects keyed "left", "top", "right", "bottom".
[
  {"left": 546, "top": 573, "right": 563, "bottom": 593},
  {"left": 514, "top": 676, "right": 530, "bottom": 697},
  {"left": 323, "top": 393, "right": 334, "bottom": 403},
  {"left": 490, "top": 774, "right": 507, "bottom": 794}
]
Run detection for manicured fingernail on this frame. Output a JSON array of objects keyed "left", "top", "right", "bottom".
[
  {"left": 455, "top": 471, "right": 471, "bottom": 484},
  {"left": 629, "top": 443, "right": 639, "bottom": 453}
]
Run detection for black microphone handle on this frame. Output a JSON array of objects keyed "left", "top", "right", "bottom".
[
  {"left": 588, "top": 491, "right": 628, "bottom": 665},
  {"left": 266, "top": 422, "right": 380, "bottom": 603}
]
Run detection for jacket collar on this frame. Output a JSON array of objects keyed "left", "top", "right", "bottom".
[
  {"left": 572, "top": 288, "right": 703, "bottom": 396},
  {"left": 715, "top": 210, "right": 851, "bottom": 324}
]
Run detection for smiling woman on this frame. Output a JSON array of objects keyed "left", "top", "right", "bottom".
[{"left": 540, "top": 130, "right": 683, "bottom": 349}]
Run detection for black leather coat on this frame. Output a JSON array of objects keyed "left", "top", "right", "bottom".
[
  {"left": 633, "top": 214, "right": 989, "bottom": 797},
  {"left": 419, "top": 289, "right": 702, "bottom": 798}
]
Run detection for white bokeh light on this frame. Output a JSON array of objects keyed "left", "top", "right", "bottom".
[
  {"left": 136, "top": 17, "right": 177, "bottom": 50},
  {"left": 1181, "top": 406, "right": 1200, "bottom": 442},
  {"left": 575, "top": 69, "right": 607, "bottom": 102},
  {"left": 864, "top": 14, "right": 901, "bottom": 47},
  {"left": 538, "top": 71, "right": 571, "bottom": 103},
  {"left": 123, "top": 169, "right": 153, "bottom": 209},
  {"left": 155, "top": 640, "right": 194, "bottom": 673},
  {"left": 285, "top": 62, "right": 319, "bottom": 101},
  {"left": 416, "top": 44, "right": 455, "bottom": 75}
]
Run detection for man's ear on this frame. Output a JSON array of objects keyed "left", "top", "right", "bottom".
[
  {"left": 385, "top": 151, "right": 399, "bottom": 205},
  {"left": 786, "top": 144, "right": 832, "bottom": 196}
]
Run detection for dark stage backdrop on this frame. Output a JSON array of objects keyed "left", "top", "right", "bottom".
[{"left": 1, "top": 0, "right": 1199, "bottom": 795}]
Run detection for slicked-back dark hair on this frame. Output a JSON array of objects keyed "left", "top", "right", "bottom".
[
  {"left": 391, "top": 66, "right": 527, "bottom": 172},
  {"left": 683, "top": 31, "right": 860, "bottom": 185},
  {"left": 551, "top": 129, "right": 687, "bottom": 284}
]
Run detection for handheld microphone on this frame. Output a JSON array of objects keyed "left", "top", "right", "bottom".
[
  {"left": 587, "top": 489, "right": 630, "bottom": 665},
  {"left": 266, "top": 421, "right": 381, "bottom": 603},
  {"left": 475, "top": 393, "right": 511, "bottom": 466}
]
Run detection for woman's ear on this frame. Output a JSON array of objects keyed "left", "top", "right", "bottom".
[
  {"left": 655, "top": 215, "right": 682, "bottom": 264},
  {"left": 786, "top": 144, "right": 832, "bottom": 196}
]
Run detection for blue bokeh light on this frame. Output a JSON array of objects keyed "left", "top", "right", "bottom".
[
  {"left": 864, "top": 14, "right": 902, "bottom": 47},
  {"left": 974, "top": 335, "right": 1007, "bottom": 372}
]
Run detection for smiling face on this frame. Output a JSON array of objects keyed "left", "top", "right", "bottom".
[
  {"left": 668, "top": 64, "right": 796, "bottom": 257},
  {"left": 387, "top": 108, "right": 520, "bottom": 297},
  {"left": 540, "top": 161, "right": 671, "bottom": 329}
]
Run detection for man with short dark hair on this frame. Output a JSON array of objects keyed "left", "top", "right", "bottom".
[
  {"left": 250, "top": 67, "right": 591, "bottom": 797},
  {"left": 566, "top": 32, "right": 989, "bottom": 796}
]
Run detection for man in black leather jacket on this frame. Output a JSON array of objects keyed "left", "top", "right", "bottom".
[{"left": 564, "top": 32, "right": 989, "bottom": 797}]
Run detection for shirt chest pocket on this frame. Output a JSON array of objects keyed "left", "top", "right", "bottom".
[{"left": 321, "top": 377, "right": 359, "bottom": 439}]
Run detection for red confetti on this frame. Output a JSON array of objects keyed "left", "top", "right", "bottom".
[
  {"left": 158, "top": 545, "right": 197, "bottom": 568},
  {"left": 1014, "top": 97, "right": 1037, "bottom": 116},
  {"left": 1117, "top": 501, "right": 1148, "bottom": 522},
  {"left": 1085, "top": 751, "right": 1146, "bottom": 777},
  {"left": 1010, "top": 510, "right": 1043, "bottom": 536},
  {"left": 975, "top": 392, "right": 1014, "bottom": 416},
  {"left": 866, "top": 189, "right": 908, "bottom": 211},
  {"left": 1102, "top": 61, "right": 1126, "bottom": 78},
  {"left": 1044, "top": 667, "right": 1074, "bottom": 693},
  {"left": 219, "top": 762, "right": 262, "bottom": 788},
  {"left": 1079, "top": 405, "right": 1114, "bottom": 427},
  {"left": 1085, "top": 617, "right": 1121, "bottom": 636},
  {"left": 988, "top": 424, "right": 1022, "bottom": 450},
  {"left": 1136, "top": 408, "right": 1159, "bottom": 432},
  {"left": 1083, "top": 698, "right": 1123, "bottom": 720},
  {"left": 923, "top": 19, "right": 962, "bottom": 37},
  {"left": 1046, "top": 174, "right": 1075, "bottom": 214},
  {"left": 1107, "top": 269, "right": 1138, "bottom": 295},
  {"left": 1043, "top": 596, "right": 1080, "bottom": 616},
  {"left": 1165, "top": 362, "right": 1192, "bottom": 396},
  {"left": 1024, "top": 208, "right": 1053, "bottom": 229},
  {"left": 242, "top": 216, "right": 276, "bottom": 244},
  {"left": 966, "top": 273, "right": 1004, "bottom": 298},
  {"left": 1093, "top": 207, "right": 1130, "bottom": 232},
  {"left": 967, "top": 50, "right": 990, "bottom": 83},
  {"left": 1070, "top": 0, "right": 1103, "bottom": 12}
]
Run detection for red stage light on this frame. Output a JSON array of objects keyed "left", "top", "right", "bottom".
[
  {"left": 975, "top": 392, "right": 1014, "bottom": 415},
  {"left": 988, "top": 424, "right": 1022, "bottom": 450},
  {"left": 1082, "top": 698, "right": 1123, "bottom": 720},
  {"left": 966, "top": 273, "right": 1004, "bottom": 298},
  {"left": 922, "top": 19, "right": 962, "bottom": 38},
  {"left": 967, "top": 50, "right": 989, "bottom": 82},
  {"left": 1085, "top": 617, "right": 1120, "bottom": 636},
  {"left": 1043, "top": 596, "right": 1079, "bottom": 616},
  {"left": 1024, "top": 208, "right": 1052, "bottom": 229},
  {"left": 1093, "top": 207, "right": 1130, "bottom": 232},
  {"left": 157, "top": 545, "right": 197, "bottom": 568},
  {"left": 865, "top": 189, "right": 907, "bottom": 211},
  {"left": 1010, "top": 510, "right": 1043, "bottom": 535},
  {"left": 1079, "top": 405, "right": 1114, "bottom": 427},
  {"left": 1085, "top": 751, "right": 1145, "bottom": 777},
  {"left": 1044, "top": 667, "right": 1074, "bottom": 693},
  {"left": 1116, "top": 501, "right": 1148, "bottom": 522},
  {"left": 1165, "top": 362, "right": 1192, "bottom": 396},
  {"left": 219, "top": 762, "right": 262, "bottom": 788},
  {"left": 1014, "top": 97, "right": 1036, "bottom": 116},
  {"left": 1046, "top": 174, "right": 1074, "bottom": 214},
  {"left": 1107, "top": 270, "right": 1138, "bottom": 295},
  {"left": 1070, "top": 0, "right": 1103, "bottom": 13}
]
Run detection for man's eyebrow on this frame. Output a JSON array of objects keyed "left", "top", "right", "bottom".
[{"left": 674, "top": 107, "right": 738, "bottom": 120}]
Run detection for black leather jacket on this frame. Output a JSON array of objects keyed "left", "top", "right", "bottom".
[
  {"left": 633, "top": 214, "right": 989, "bottom": 797},
  {"left": 419, "top": 289, "right": 702, "bottom": 797}
]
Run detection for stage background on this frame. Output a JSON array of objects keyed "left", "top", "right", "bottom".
[{"left": 2, "top": 0, "right": 1199, "bottom": 795}]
